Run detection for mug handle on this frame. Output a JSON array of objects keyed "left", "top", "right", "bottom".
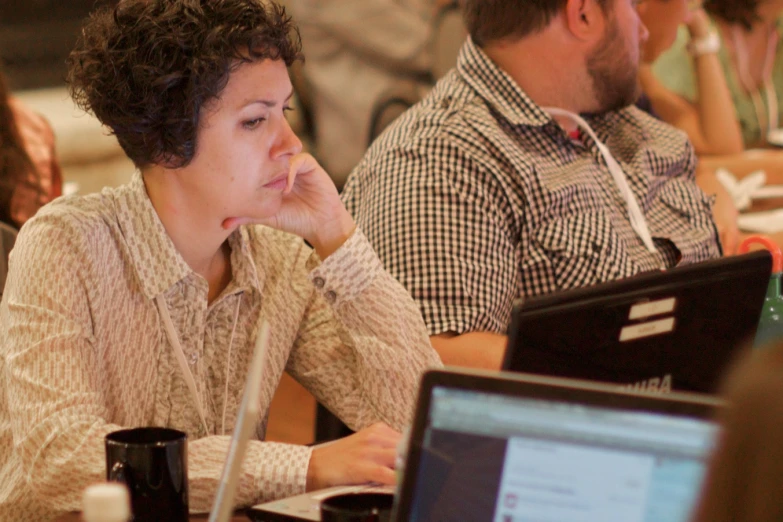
[
  {"left": 739, "top": 234, "right": 783, "bottom": 273},
  {"left": 109, "top": 461, "right": 128, "bottom": 484}
]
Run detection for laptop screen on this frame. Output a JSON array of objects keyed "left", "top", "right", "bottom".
[{"left": 403, "top": 384, "right": 718, "bottom": 522}]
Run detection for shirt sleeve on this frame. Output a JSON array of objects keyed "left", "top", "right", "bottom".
[
  {"left": 343, "top": 137, "right": 522, "bottom": 336},
  {"left": 0, "top": 215, "right": 308, "bottom": 514},
  {"left": 284, "top": 229, "right": 443, "bottom": 432},
  {"left": 1, "top": 213, "right": 117, "bottom": 513},
  {"left": 291, "top": 0, "right": 432, "bottom": 74},
  {"left": 188, "top": 437, "right": 312, "bottom": 511}
]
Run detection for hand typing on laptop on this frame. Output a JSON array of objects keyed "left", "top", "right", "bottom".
[{"left": 306, "top": 423, "right": 401, "bottom": 490}]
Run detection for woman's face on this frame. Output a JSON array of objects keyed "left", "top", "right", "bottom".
[
  {"left": 637, "top": 0, "right": 690, "bottom": 63},
  {"left": 170, "top": 58, "right": 303, "bottom": 225}
]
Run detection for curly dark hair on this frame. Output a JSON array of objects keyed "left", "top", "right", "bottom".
[
  {"left": 66, "top": 0, "right": 303, "bottom": 169},
  {"left": 703, "top": 0, "right": 762, "bottom": 31}
]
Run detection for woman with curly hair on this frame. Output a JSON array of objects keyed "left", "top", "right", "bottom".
[
  {"left": 0, "top": 1, "right": 441, "bottom": 520},
  {"left": 654, "top": 0, "right": 783, "bottom": 150}
]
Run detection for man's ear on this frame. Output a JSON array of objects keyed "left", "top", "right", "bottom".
[{"left": 564, "top": 0, "right": 607, "bottom": 41}]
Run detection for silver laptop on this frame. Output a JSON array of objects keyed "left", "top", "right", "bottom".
[
  {"left": 207, "top": 320, "right": 270, "bottom": 522},
  {"left": 392, "top": 368, "right": 721, "bottom": 522},
  {"left": 250, "top": 368, "right": 721, "bottom": 522}
]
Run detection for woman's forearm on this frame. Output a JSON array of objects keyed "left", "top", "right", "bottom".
[
  {"left": 699, "top": 149, "right": 783, "bottom": 183},
  {"left": 689, "top": 13, "right": 745, "bottom": 154}
]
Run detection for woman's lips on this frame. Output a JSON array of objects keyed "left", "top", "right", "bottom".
[{"left": 264, "top": 173, "right": 288, "bottom": 190}]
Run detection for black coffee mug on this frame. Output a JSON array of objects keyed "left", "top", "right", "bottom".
[
  {"left": 105, "top": 427, "right": 188, "bottom": 522},
  {"left": 320, "top": 493, "right": 394, "bottom": 522}
]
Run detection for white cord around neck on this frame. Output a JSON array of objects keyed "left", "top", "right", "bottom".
[
  {"left": 221, "top": 296, "right": 242, "bottom": 435},
  {"left": 543, "top": 107, "right": 664, "bottom": 269},
  {"left": 731, "top": 25, "right": 779, "bottom": 143},
  {"left": 156, "top": 292, "right": 242, "bottom": 437}
]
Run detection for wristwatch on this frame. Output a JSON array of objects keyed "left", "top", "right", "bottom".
[{"left": 688, "top": 32, "right": 721, "bottom": 57}]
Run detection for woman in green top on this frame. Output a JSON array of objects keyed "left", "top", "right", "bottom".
[
  {"left": 654, "top": 0, "right": 783, "bottom": 150},
  {"left": 640, "top": 0, "right": 744, "bottom": 156},
  {"left": 648, "top": 0, "right": 783, "bottom": 252}
]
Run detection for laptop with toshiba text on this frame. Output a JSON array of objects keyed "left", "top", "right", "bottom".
[
  {"left": 503, "top": 250, "right": 772, "bottom": 393},
  {"left": 391, "top": 368, "right": 722, "bottom": 522}
]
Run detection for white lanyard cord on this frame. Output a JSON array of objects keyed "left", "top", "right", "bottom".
[
  {"left": 221, "top": 297, "right": 242, "bottom": 435},
  {"left": 155, "top": 293, "right": 243, "bottom": 437},
  {"left": 543, "top": 107, "right": 663, "bottom": 267},
  {"left": 732, "top": 26, "right": 779, "bottom": 141}
]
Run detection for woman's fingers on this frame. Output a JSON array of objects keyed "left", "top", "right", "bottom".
[
  {"left": 285, "top": 152, "right": 318, "bottom": 194},
  {"left": 306, "top": 423, "right": 402, "bottom": 491}
]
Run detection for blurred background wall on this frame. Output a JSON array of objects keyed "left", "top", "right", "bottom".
[{"left": 1, "top": 0, "right": 115, "bottom": 90}]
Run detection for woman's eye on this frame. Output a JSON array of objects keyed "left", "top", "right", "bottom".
[{"left": 243, "top": 118, "right": 265, "bottom": 130}]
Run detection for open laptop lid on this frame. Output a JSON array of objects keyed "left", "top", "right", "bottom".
[
  {"left": 208, "top": 320, "right": 271, "bottom": 522},
  {"left": 392, "top": 368, "right": 722, "bottom": 522},
  {"left": 503, "top": 250, "right": 772, "bottom": 393}
]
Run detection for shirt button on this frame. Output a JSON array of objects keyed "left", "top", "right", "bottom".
[
  {"left": 325, "top": 290, "right": 337, "bottom": 303},
  {"left": 189, "top": 352, "right": 199, "bottom": 365},
  {"left": 313, "top": 276, "right": 325, "bottom": 289}
]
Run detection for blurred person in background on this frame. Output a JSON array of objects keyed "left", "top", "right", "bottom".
[
  {"left": 638, "top": 0, "right": 744, "bottom": 155},
  {"left": 287, "top": 0, "right": 454, "bottom": 188},
  {"left": 0, "top": 67, "right": 61, "bottom": 229},
  {"left": 691, "top": 342, "right": 783, "bottom": 522},
  {"left": 654, "top": 0, "right": 783, "bottom": 150},
  {"left": 645, "top": 0, "right": 783, "bottom": 250}
]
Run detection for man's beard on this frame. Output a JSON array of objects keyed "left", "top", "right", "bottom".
[{"left": 585, "top": 16, "right": 640, "bottom": 113}]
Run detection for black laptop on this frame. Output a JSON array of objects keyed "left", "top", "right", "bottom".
[
  {"left": 502, "top": 250, "right": 772, "bottom": 393},
  {"left": 392, "top": 368, "right": 722, "bottom": 522}
]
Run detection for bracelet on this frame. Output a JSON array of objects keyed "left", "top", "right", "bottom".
[{"left": 688, "top": 32, "right": 721, "bottom": 57}]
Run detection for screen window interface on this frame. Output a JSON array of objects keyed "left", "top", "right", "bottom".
[{"left": 405, "top": 387, "right": 717, "bottom": 522}]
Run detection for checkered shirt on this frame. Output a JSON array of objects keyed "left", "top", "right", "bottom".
[{"left": 342, "top": 37, "right": 721, "bottom": 336}]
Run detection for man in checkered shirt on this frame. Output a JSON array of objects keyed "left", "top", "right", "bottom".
[{"left": 342, "top": 0, "right": 722, "bottom": 369}]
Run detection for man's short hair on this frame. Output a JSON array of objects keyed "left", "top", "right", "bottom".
[
  {"left": 66, "top": 0, "right": 302, "bottom": 169},
  {"left": 460, "top": 0, "right": 611, "bottom": 46}
]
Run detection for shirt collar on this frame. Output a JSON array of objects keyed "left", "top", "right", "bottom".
[
  {"left": 457, "top": 37, "right": 553, "bottom": 128},
  {"left": 455, "top": 38, "right": 637, "bottom": 136},
  {"left": 116, "top": 173, "right": 263, "bottom": 299},
  {"left": 227, "top": 226, "right": 264, "bottom": 297}
]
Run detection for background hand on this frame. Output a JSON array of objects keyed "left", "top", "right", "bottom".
[{"left": 306, "top": 423, "right": 401, "bottom": 491}]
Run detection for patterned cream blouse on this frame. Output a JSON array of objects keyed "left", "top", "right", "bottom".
[{"left": 0, "top": 173, "right": 441, "bottom": 521}]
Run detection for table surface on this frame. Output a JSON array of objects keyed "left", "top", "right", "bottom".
[{"left": 56, "top": 512, "right": 251, "bottom": 521}]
